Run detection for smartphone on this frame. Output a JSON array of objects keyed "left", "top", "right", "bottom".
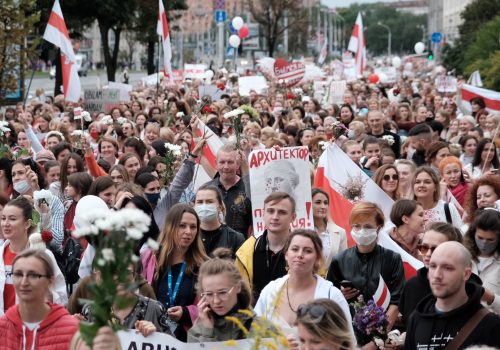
[{"left": 340, "top": 280, "right": 354, "bottom": 289}]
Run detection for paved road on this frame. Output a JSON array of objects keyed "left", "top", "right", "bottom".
[{"left": 27, "top": 71, "right": 148, "bottom": 98}]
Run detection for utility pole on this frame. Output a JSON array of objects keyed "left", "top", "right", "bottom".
[
  {"left": 284, "top": 10, "right": 288, "bottom": 55},
  {"left": 328, "top": 11, "right": 333, "bottom": 55}
]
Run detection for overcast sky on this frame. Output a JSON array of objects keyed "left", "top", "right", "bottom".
[{"left": 321, "top": 0, "right": 395, "bottom": 8}]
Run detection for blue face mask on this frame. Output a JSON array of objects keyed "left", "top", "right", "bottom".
[
  {"left": 145, "top": 192, "right": 161, "bottom": 206},
  {"left": 475, "top": 237, "right": 498, "bottom": 255}
]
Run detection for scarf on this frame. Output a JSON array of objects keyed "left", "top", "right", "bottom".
[{"left": 450, "top": 182, "right": 469, "bottom": 206}]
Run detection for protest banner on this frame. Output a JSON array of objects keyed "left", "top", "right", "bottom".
[
  {"left": 249, "top": 146, "right": 314, "bottom": 236},
  {"left": 374, "top": 66, "right": 397, "bottom": 83},
  {"left": 435, "top": 76, "right": 457, "bottom": 93},
  {"left": 83, "top": 89, "right": 120, "bottom": 113},
  {"left": 328, "top": 80, "right": 347, "bottom": 105},
  {"left": 108, "top": 82, "right": 133, "bottom": 101},
  {"left": 239, "top": 76, "right": 268, "bottom": 96},
  {"left": 184, "top": 64, "right": 207, "bottom": 80},
  {"left": 142, "top": 73, "right": 160, "bottom": 87},
  {"left": 198, "top": 84, "right": 225, "bottom": 100},
  {"left": 313, "top": 80, "right": 331, "bottom": 101},
  {"left": 118, "top": 330, "right": 288, "bottom": 350},
  {"left": 331, "top": 59, "right": 344, "bottom": 81}
]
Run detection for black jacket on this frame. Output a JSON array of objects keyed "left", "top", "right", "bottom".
[
  {"left": 327, "top": 245, "right": 405, "bottom": 305},
  {"left": 404, "top": 283, "right": 500, "bottom": 350},
  {"left": 400, "top": 267, "right": 484, "bottom": 327},
  {"left": 201, "top": 224, "right": 245, "bottom": 258}
]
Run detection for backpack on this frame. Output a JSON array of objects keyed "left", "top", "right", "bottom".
[{"left": 62, "top": 236, "right": 84, "bottom": 286}]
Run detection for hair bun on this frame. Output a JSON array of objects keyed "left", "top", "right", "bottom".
[{"left": 211, "top": 247, "right": 233, "bottom": 260}]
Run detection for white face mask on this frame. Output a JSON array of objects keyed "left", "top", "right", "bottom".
[
  {"left": 195, "top": 203, "right": 219, "bottom": 223},
  {"left": 351, "top": 228, "right": 378, "bottom": 246},
  {"left": 14, "top": 180, "right": 31, "bottom": 194},
  {"left": 347, "top": 129, "right": 356, "bottom": 139}
]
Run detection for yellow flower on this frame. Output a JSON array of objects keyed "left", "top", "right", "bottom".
[
  {"left": 263, "top": 341, "right": 278, "bottom": 349},
  {"left": 225, "top": 316, "right": 249, "bottom": 335},
  {"left": 223, "top": 340, "right": 238, "bottom": 347}
]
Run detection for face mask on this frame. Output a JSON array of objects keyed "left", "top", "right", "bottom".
[
  {"left": 14, "top": 180, "right": 31, "bottom": 194},
  {"left": 347, "top": 130, "right": 356, "bottom": 139},
  {"left": 475, "top": 237, "right": 498, "bottom": 255},
  {"left": 90, "top": 131, "right": 100, "bottom": 140},
  {"left": 351, "top": 228, "right": 378, "bottom": 246},
  {"left": 145, "top": 192, "right": 161, "bottom": 206},
  {"left": 195, "top": 203, "right": 219, "bottom": 223}
]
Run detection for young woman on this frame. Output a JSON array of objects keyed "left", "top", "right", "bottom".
[
  {"left": 465, "top": 210, "right": 500, "bottom": 314},
  {"left": 255, "top": 230, "right": 353, "bottom": 343},
  {"left": 60, "top": 153, "right": 85, "bottom": 199},
  {"left": 388, "top": 199, "right": 425, "bottom": 259},
  {"left": 464, "top": 138, "right": 499, "bottom": 179},
  {"left": 194, "top": 184, "right": 245, "bottom": 258},
  {"left": 311, "top": 189, "right": 348, "bottom": 269},
  {"left": 88, "top": 176, "right": 116, "bottom": 209},
  {"left": 412, "top": 166, "right": 463, "bottom": 229},
  {"left": 141, "top": 204, "right": 208, "bottom": 341},
  {"left": 109, "top": 164, "right": 129, "bottom": 185},
  {"left": 438, "top": 156, "right": 470, "bottom": 207},
  {"left": 44, "top": 160, "right": 60, "bottom": 186},
  {"left": 188, "top": 248, "right": 254, "bottom": 342},
  {"left": 341, "top": 140, "right": 363, "bottom": 167},
  {"left": 459, "top": 135, "right": 478, "bottom": 166},
  {"left": 0, "top": 250, "right": 78, "bottom": 349},
  {"left": 339, "top": 104, "right": 354, "bottom": 127},
  {"left": 119, "top": 152, "right": 143, "bottom": 181},
  {"left": 396, "top": 160, "right": 416, "bottom": 199},
  {"left": 0, "top": 197, "right": 67, "bottom": 314},
  {"left": 144, "top": 122, "right": 161, "bottom": 146},
  {"left": 64, "top": 172, "right": 93, "bottom": 234},
  {"left": 463, "top": 175, "right": 500, "bottom": 224},
  {"left": 97, "top": 137, "right": 119, "bottom": 167},
  {"left": 296, "top": 299, "right": 355, "bottom": 350},
  {"left": 425, "top": 141, "right": 450, "bottom": 171},
  {"left": 373, "top": 164, "right": 400, "bottom": 200}
]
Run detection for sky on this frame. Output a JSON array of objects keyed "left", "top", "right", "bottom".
[{"left": 321, "top": 0, "right": 395, "bottom": 8}]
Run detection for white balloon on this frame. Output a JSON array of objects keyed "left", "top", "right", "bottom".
[
  {"left": 392, "top": 56, "right": 402, "bottom": 68},
  {"left": 229, "top": 34, "right": 241, "bottom": 48},
  {"left": 232, "top": 16, "right": 244, "bottom": 30},
  {"left": 414, "top": 42, "right": 425, "bottom": 54}
]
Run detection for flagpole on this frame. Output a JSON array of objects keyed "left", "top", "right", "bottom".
[
  {"left": 157, "top": 35, "right": 161, "bottom": 100},
  {"left": 23, "top": 42, "right": 46, "bottom": 109},
  {"left": 481, "top": 121, "right": 500, "bottom": 174}
]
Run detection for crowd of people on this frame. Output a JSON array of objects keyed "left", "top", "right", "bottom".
[{"left": 0, "top": 64, "right": 499, "bottom": 350}]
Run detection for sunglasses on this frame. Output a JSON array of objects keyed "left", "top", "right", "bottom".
[
  {"left": 383, "top": 174, "right": 399, "bottom": 181},
  {"left": 297, "top": 304, "right": 326, "bottom": 322},
  {"left": 417, "top": 244, "right": 438, "bottom": 255}
]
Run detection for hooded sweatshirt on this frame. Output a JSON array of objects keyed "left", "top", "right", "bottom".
[
  {"left": 404, "top": 283, "right": 500, "bottom": 350},
  {"left": 0, "top": 303, "right": 78, "bottom": 350}
]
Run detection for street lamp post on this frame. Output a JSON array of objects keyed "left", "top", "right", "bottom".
[{"left": 377, "top": 21, "right": 391, "bottom": 57}]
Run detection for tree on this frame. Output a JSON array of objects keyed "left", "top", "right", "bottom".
[
  {"left": 247, "top": 0, "right": 306, "bottom": 57},
  {"left": 0, "top": 0, "right": 40, "bottom": 105}
]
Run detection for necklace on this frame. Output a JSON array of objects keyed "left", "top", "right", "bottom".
[{"left": 285, "top": 281, "right": 297, "bottom": 314}]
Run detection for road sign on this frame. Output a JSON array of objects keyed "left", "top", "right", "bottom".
[
  {"left": 215, "top": 10, "right": 226, "bottom": 23},
  {"left": 431, "top": 32, "right": 442, "bottom": 44}
]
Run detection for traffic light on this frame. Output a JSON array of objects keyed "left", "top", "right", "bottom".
[{"left": 428, "top": 50, "right": 434, "bottom": 60}]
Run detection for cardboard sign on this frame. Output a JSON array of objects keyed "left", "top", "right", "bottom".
[
  {"left": 83, "top": 89, "right": 120, "bottom": 113},
  {"left": 328, "top": 80, "right": 347, "bottom": 105},
  {"left": 184, "top": 64, "right": 207, "bottom": 80},
  {"left": 248, "top": 147, "right": 314, "bottom": 236},
  {"left": 374, "top": 66, "right": 397, "bottom": 83},
  {"left": 435, "top": 76, "right": 457, "bottom": 93},
  {"left": 313, "top": 80, "right": 331, "bottom": 101},
  {"left": 239, "top": 76, "right": 268, "bottom": 96},
  {"left": 141, "top": 74, "right": 160, "bottom": 87},
  {"left": 341, "top": 53, "right": 356, "bottom": 82},
  {"left": 331, "top": 59, "right": 344, "bottom": 81},
  {"left": 198, "top": 84, "right": 225, "bottom": 100},
  {"left": 273, "top": 58, "right": 305, "bottom": 87},
  {"left": 108, "top": 82, "right": 133, "bottom": 101}
]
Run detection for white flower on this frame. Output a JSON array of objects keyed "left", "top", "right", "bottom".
[
  {"left": 176, "top": 112, "right": 185, "bottom": 118},
  {"left": 223, "top": 108, "right": 245, "bottom": 119},
  {"left": 100, "top": 115, "right": 114, "bottom": 125},
  {"left": 101, "top": 248, "right": 115, "bottom": 262},
  {"left": 126, "top": 227, "right": 144, "bottom": 240},
  {"left": 382, "top": 135, "right": 395, "bottom": 146},
  {"left": 131, "top": 255, "right": 140, "bottom": 263},
  {"left": 318, "top": 141, "right": 329, "bottom": 150},
  {"left": 73, "top": 224, "right": 98, "bottom": 238},
  {"left": 71, "top": 130, "right": 84, "bottom": 137},
  {"left": 165, "top": 143, "right": 182, "bottom": 157},
  {"left": 146, "top": 238, "right": 159, "bottom": 251},
  {"left": 0, "top": 120, "right": 11, "bottom": 135},
  {"left": 116, "top": 117, "right": 128, "bottom": 125},
  {"left": 97, "top": 259, "right": 106, "bottom": 267},
  {"left": 81, "top": 111, "right": 92, "bottom": 122},
  {"left": 33, "top": 189, "right": 54, "bottom": 205}
]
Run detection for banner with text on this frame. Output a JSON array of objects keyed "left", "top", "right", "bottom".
[
  {"left": 83, "top": 89, "right": 120, "bottom": 113},
  {"left": 328, "top": 80, "right": 347, "bottom": 105},
  {"left": 249, "top": 147, "right": 313, "bottom": 237}
]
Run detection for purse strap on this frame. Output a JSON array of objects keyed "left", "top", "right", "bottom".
[{"left": 444, "top": 308, "right": 489, "bottom": 350}]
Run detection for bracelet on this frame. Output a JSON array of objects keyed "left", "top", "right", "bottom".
[{"left": 188, "top": 152, "right": 198, "bottom": 158}]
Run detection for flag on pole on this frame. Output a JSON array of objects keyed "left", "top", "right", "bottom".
[
  {"left": 467, "top": 70, "right": 483, "bottom": 87},
  {"left": 373, "top": 275, "right": 391, "bottom": 311},
  {"left": 347, "top": 12, "right": 366, "bottom": 78},
  {"left": 314, "top": 144, "right": 424, "bottom": 279},
  {"left": 318, "top": 39, "right": 328, "bottom": 65},
  {"left": 461, "top": 83, "right": 500, "bottom": 113},
  {"left": 157, "top": 0, "right": 174, "bottom": 82},
  {"left": 43, "top": 0, "right": 81, "bottom": 102}
]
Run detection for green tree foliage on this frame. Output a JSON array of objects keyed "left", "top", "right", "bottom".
[{"left": 0, "top": 0, "right": 40, "bottom": 104}]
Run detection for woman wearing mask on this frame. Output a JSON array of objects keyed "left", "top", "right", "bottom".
[
  {"left": 141, "top": 204, "right": 208, "bottom": 341},
  {"left": 0, "top": 250, "right": 77, "bottom": 349},
  {"left": 373, "top": 164, "right": 400, "bottom": 200},
  {"left": 194, "top": 184, "right": 245, "bottom": 258},
  {"left": 188, "top": 248, "right": 255, "bottom": 342},
  {"left": 0, "top": 197, "right": 67, "bottom": 315},
  {"left": 465, "top": 210, "right": 500, "bottom": 314},
  {"left": 438, "top": 156, "right": 470, "bottom": 207},
  {"left": 388, "top": 199, "right": 425, "bottom": 259},
  {"left": 327, "top": 202, "right": 405, "bottom": 343}
]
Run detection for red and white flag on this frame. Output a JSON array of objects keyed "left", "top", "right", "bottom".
[
  {"left": 461, "top": 83, "right": 500, "bottom": 113},
  {"left": 43, "top": 0, "right": 81, "bottom": 102},
  {"left": 314, "top": 144, "right": 424, "bottom": 279},
  {"left": 157, "top": 0, "right": 174, "bottom": 82},
  {"left": 192, "top": 120, "right": 224, "bottom": 189},
  {"left": 347, "top": 12, "right": 366, "bottom": 78},
  {"left": 373, "top": 275, "right": 391, "bottom": 311}
]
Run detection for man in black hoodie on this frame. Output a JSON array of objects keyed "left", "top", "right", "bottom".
[{"left": 405, "top": 242, "right": 500, "bottom": 349}]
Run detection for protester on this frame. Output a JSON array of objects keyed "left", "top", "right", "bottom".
[
  {"left": 388, "top": 199, "right": 425, "bottom": 259},
  {"left": 464, "top": 138, "right": 499, "bottom": 179},
  {"left": 463, "top": 175, "right": 500, "bottom": 224},
  {"left": 373, "top": 164, "right": 400, "bottom": 200},
  {"left": 438, "top": 156, "right": 470, "bottom": 207}
]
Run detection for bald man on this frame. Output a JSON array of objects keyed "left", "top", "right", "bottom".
[{"left": 405, "top": 242, "right": 500, "bottom": 349}]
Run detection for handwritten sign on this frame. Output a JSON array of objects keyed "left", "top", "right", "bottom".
[{"left": 83, "top": 89, "right": 120, "bottom": 113}]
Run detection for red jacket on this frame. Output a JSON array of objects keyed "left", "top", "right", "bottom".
[{"left": 0, "top": 303, "right": 78, "bottom": 350}]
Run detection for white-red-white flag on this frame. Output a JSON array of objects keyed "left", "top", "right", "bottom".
[
  {"left": 461, "top": 83, "right": 500, "bottom": 113},
  {"left": 314, "top": 144, "right": 424, "bottom": 279},
  {"left": 373, "top": 275, "right": 391, "bottom": 311},
  {"left": 347, "top": 12, "right": 366, "bottom": 78},
  {"left": 157, "top": 0, "right": 174, "bottom": 82},
  {"left": 43, "top": 0, "right": 81, "bottom": 102}
]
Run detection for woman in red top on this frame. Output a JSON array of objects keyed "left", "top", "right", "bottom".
[{"left": 0, "top": 249, "right": 78, "bottom": 349}]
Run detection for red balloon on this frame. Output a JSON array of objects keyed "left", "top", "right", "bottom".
[
  {"left": 238, "top": 26, "right": 249, "bottom": 39},
  {"left": 368, "top": 73, "right": 379, "bottom": 84}
]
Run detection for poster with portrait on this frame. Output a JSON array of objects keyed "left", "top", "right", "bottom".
[{"left": 249, "top": 146, "right": 314, "bottom": 237}]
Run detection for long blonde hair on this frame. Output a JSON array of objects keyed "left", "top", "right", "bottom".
[{"left": 155, "top": 204, "right": 208, "bottom": 278}]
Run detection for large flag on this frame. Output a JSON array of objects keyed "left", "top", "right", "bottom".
[
  {"left": 43, "top": 0, "right": 81, "bottom": 102},
  {"left": 347, "top": 12, "right": 366, "bottom": 78},
  {"left": 461, "top": 83, "right": 500, "bottom": 113},
  {"left": 157, "top": 0, "right": 174, "bottom": 82},
  {"left": 314, "top": 144, "right": 424, "bottom": 279}
]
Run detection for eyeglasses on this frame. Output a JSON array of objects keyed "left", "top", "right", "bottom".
[
  {"left": 417, "top": 244, "right": 438, "bottom": 255},
  {"left": 8, "top": 272, "right": 51, "bottom": 282},
  {"left": 201, "top": 286, "right": 235, "bottom": 301},
  {"left": 383, "top": 174, "right": 399, "bottom": 181},
  {"left": 297, "top": 304, "right": 326, "bottom": 321}
]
